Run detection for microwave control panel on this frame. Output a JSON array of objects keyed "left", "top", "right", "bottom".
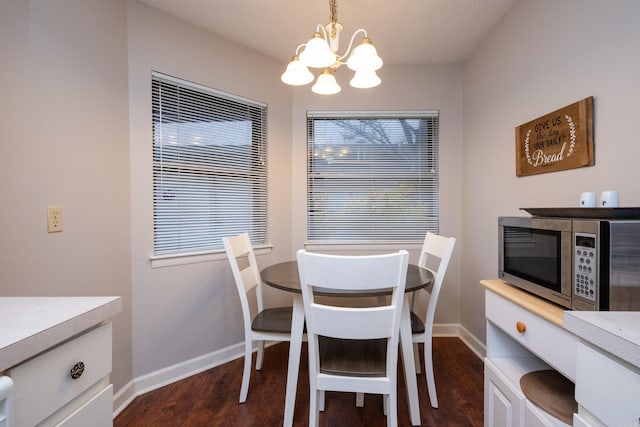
[{"left": 574, "top": 232, "right": 597, "bottom": 302}]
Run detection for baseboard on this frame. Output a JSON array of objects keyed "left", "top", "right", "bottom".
[
  {"left": 113, "top": 324, "right": 486, "bottom": 417},
  {"left": 113, "top": 341, "right": 245, "bottom": 417},
  {"left": 457, "top": 324, "right": 486, "bottom": 359},
  {"left": 432, "top": 322, "right": 460, "bottom": 337},
  {"left": 432, "top": 323, "right": 485, "bottom": 359},
  {"left": 112, "top": 380, "right": 136, "bottom": 417}
]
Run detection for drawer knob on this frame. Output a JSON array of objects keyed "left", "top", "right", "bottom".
[
  {"left": 516, "top": 321, "right": 527, "bottom": 334},
  {"left": 70, "top": 361, "right": 85, "bottom": 379}
]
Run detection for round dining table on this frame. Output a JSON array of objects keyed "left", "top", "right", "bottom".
[{"left": 260, "top": 261, "right": 434, "bottom": 427}]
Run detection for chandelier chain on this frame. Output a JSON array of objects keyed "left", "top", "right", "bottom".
[
  {"left": 329, "top": 0, "right": 337, "bottom": 23},
  {"left": 329, "top": 0, "right": 338, "bottom": 39}
]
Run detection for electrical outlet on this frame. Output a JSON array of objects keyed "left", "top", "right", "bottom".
[{"left": 47, "top": 206, "right": 63, "bottom": 233}]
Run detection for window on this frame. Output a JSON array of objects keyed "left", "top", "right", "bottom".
[
  {"left": 306, "top": 111, "right": 438, "bottom": 244},
  {"left": 152, "top": 73, "right": 267, "bottom": 257}
]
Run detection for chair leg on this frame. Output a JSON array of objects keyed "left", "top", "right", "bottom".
[
  {"left": 319, "top": 390, "right": 325, "bottom": 412},
  {"left": 255, "top": 339, "right": 265, "bottom": 370},
  {"left": 239, "top": 339, "right": 253, "bottom": 403},
  {"left": 413, "top": 342, "right": 421, "bottom": 374},
  {"left": 424, "top": 338, "right": 438, "bottom": 408},
  {"left": 356, "top": 392, "right": 364, "bottom": 407},
  {"left": 386, "top": 390, "right": 397, "bottom": 427},
  {"left": 383, "top": 394, "right": 388, "bottom": 416},
  {"left": 309, "top": 389, "right": 320, "bottom": 427}
]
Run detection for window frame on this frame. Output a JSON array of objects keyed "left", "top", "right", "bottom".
[
  {"left": 305, "top": 110, "right": 439, "bottom": 246},
  {"left": 150, "top": 72, "right": 268, "bottom": 267}
]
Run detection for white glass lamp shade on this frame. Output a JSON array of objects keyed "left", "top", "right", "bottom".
[
  {"left": 312, "top": 69, "right": 341, "bottom": 95},
  {"left": 299, "top": 32, "right": 337, "bottom": 68},
  {"left": 346, "top": 37, "right": 383, "bottom": 71},
  {"left": 350, "top": 69, "right": 381, "bottom": 89},
  {"left": 281, "top": 55, "right": 314, "bottom": 86}
]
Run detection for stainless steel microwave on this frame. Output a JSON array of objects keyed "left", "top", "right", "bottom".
[{"left": 498, "top": 216, "right": 640, "bottom": 311}]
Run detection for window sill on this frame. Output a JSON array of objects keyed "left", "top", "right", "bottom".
[{"left": 150, "top": 244, "right": 273, "bottom": 268}]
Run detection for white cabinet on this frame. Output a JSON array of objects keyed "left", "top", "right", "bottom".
[
  {"left": 0, "top": 297, "right": 121, "bottom": 427},
  {"left": 484, "top": 280, "right": 640, "bottom": 427},
  {"left": 484, "top": 358, "right": 527, "bottom": 426},
  {"left": 525, "top": 401, "right": 565, "bottom": 427},
  {"left": 572, "top": 413, "right": 597, "bottom": 427},
  {"left": 57, "top": 384, "right": 113, "bottom": 427},
  {"left": 483, "top": 281, "right": 576, "bottom": 427},
  {"left": 485, "top": 288, "right": 577, "bottom": 381},
  {"left": 574, "top": 341, "right": 640, "bottom": 426},
  {"left": 0, "top": 376, "right": 13, "bottom": 427},
  {"left": 7, "top": 323, "right": 113, "bottom": 427}
]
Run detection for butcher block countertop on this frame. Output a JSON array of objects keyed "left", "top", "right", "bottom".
[
  {"left": 481, "top": 279, "right": 640, "bottom": 370},
  {"left": 480, "top": 279, "right": 566, "bottom": 326},
  {"left": 0, "top": 296, "right": 122, "bottom": 372}
]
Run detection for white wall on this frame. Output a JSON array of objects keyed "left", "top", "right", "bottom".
[
  {"left": 460, "top": 0, "right": 640, "bottom": 341},
  {"left": 127, "top": 1, "right": 294, "bottom": 378},
  {"left": 0, "top": 0, "right": 133, "bottom": 391}
]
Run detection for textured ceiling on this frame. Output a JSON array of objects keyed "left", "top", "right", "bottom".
[{"left": 136, "top": 0, "right": 518, "bottom": 65}]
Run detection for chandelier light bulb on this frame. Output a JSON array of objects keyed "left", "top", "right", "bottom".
[
  {"left": 312, "top": 68, "right": 341, "bottom": 95},
  {"left": 346, "top": 38, "right": 383, "bottom": 71},
  {"left": 281, "top": 55, "right": 314, "bottom": 86},
  {"left": 299, "top": 33, "right": 337, "bottom": 68},
  {"left": 350, "top": 69, "right": 381, "bottom": 89}
]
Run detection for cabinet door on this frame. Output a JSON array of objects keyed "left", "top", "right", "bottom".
[
  {"left": 575, "top": 342, "right": 640, "bottom": 426},
  {"left": 524, "top": 402, "right": 549, "bottom": 427},
  {"left": 57, "top": 384, "right": 113, "bottom": 427},
  {"left": 484, "top": 359, "right": 522, "bottom": 427},
  {"left": 524, "top": 401, "right": 571, "bottom": 427}
]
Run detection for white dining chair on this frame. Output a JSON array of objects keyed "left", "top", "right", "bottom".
[
  {"left": 297, "top": 249, "right": 409, "bottom": 427},
  {"left": 223, "top": 233, "right": 294, "bottom": 403},
  {"left": 410, "top": 232, "right": 456, "bottom": 409}
]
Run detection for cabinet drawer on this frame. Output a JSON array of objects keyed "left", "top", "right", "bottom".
[
  {"left": 575, "top": 341, "right": 640, "bottom": 426},
  {"left": 8, "top": 323, "right": 112, "bottom": 427},
  {"left": 58, "top": 384, "right": 113, "bottom": 427},
  {"left": 486, "top": 291, "right": 577, "bottom": 380}
]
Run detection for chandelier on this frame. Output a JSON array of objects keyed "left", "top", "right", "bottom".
[{"left": 280, "top": 0, "right": 383, "bottom": 95}]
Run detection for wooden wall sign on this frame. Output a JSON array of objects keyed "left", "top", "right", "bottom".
[{"left": 515, "top": 96, "right": 594, "bottom": 176}]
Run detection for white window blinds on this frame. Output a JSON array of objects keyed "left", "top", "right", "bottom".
[
  {"left": 306, "top": 111, "right": 439, "bottom": 244},
  {"left": 152, "top": 73, "right": 267, "bottom": 256}
]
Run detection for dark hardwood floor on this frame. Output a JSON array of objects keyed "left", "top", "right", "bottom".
[{"left": 114, "top": 337, "right": 483, "bottom": 426}]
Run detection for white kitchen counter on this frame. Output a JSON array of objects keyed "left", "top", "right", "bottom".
[
  {"left": 563, "top": 310, "right": 640, "bottom": 370},
  {"left": 0, "top": 296, "right": 122, "bottom": 372}
]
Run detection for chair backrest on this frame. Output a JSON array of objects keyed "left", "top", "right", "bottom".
[
  {"left": 296, "top": 249, "right": 409, "bottom": 377},
  {"left": 417, "top": 232, "right": 456, "bottom": 323},
  {"left": 223, "top": 233, "right": 265, "bottom": 327}
]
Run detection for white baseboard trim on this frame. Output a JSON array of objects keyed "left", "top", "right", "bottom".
[
  {"left": 113, "top": 341, "right": 245, "bottom": 417},
  {"left": 112, "top": 379, "right": 136, "bottom": 417},
  {"left": 113, "top": 324, "right": 486, "bottom": 417},
  {"left": 432, "top": 322, "right": 461, "bottom": 337},
  {"left": 456, "top": 324, "right": 486, "bottom": 359}
]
